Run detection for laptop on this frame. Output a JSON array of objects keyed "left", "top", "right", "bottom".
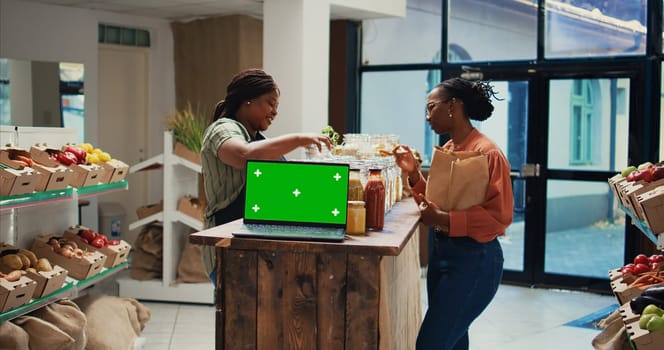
[{"left": 232, "top": 159, "right": 350, "bottom": 242}]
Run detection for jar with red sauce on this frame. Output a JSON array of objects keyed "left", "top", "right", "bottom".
[{"left": 364, "top": 168, "right": 386, "bottom": 230}]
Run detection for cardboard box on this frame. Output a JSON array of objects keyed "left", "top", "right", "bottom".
[
  {"left": 0, "top": 165, "right": 41, "bottom": 196},
  {"left": 625, "top": 179, "right": 664, "bottom": 222},
  {"left": 99, "top": 159, "right": 129, "bottom": 183},
  {"left": 29, "top": 144, "right": 64, "bottom": 168},
  {"left": 31, "top": 163, "right": 73, "bottom": 192},
  {"left": 177, "top": 196, "right": 205, "bottom": 223},
  {"left": 609, "top": 268, "right": 624, "bottom": 281},
  {"left": 619, "top": 302, "right": 640, "bottom": 324},
  {"left": 0, "top": 147, "right": 34, "bottom": 170},
  {"left": 638, "top": 186, "right": 664, "bottom": 235},
  {"left": 69, "top": 163, "right": 105, "bottom": 188},
  {"left": 0, "top": 244, "right": 68, "bottom": 298},
  {"left": 608, "top": 174, "right": 626, "bottom": 200},
  {"left": 626, "top": 319, "right": 664, "bottom": 350},
  {"left": 31, "top": 235, "right": 106, "bottom": 280},
  {"left": 136, "top": 201, "right": 163, "bottom": 220},
  {"left": 63, "top": 226, "right": 131, "bottom": 268},
  {"left": 0, "top": 275, "right": 37, "bottom": 312},
  {"left": 611, "top": 277, "right": 647, "bottom": 305},
  {"left": 173, "top": 142, "right": 201, "bottom": 165}
]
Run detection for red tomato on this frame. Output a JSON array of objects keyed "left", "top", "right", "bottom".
[
  {"left": 634, "top": 254, "right": 650, "bottom": 265},
  {"left": 107, "top": 240, "right": 120, "bottom": 246},
  {"left": 633, "top": 263, "right": 651, "bottom": 275},
  {"left": 651, "top": 262, "right": 661, "bottom": 271},
  {"left": 79, "top": 229, "right": 96, "bottom": 242},
  {"left": 91, "top": 237, "right": 105, "bottom": 248},
  {"left": 649, "top": 255, "right": 664, "bottom": 263},
  {"left": 621, "top": 267, "right": 635, "bottom": 275}
]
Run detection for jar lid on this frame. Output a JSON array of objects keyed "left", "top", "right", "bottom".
[{"left": 348, "top": 200, "right": 365, "bottom": 206}]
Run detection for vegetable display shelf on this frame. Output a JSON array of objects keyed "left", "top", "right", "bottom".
[
  {"left": 618, "top": 203, "right": 664, "bottom": 250},
  {"left": 77, "top": 180, "right": 128, "bottom": 199},
  {"left": 0, "top": 180, "right": 129, "bottom": 211},
  {"left": 0, "top": 187, "right": 74, "bottom": 211},
  {"left": 0, "top": 261, "right": 129, "bottom": 323}
]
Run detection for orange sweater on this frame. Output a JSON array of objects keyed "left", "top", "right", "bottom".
[{"left": 411, "top": 128, "right": 514, "bottom": 242}]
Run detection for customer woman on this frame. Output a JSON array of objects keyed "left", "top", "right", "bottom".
[
  {"left": 392, "top": 78, "right": 513, "bottom": 350},
  {"left": 200, "top": 68, "right": 332, "bottom": 281}
]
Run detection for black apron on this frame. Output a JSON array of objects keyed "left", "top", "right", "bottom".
[{"left": 212, "top": 132, "right": 285, "bottom": 226}]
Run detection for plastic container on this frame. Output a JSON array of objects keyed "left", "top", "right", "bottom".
[{"left": 99, "top": 202, "right": 126, "bottom": 239}]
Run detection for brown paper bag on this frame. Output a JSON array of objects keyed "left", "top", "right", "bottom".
[
  {"left": 0, "top": 320, "right": 29, "bottom": 350},
  {"left": 425, "top": 147, "right": 489, "bottom": 211}
]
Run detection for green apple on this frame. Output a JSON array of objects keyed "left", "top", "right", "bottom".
[
  {"left": 640, "top": 313, "right": 657, "bottom": 329},
  {"left": 646, "top": 315, "right": 664, "bottom": 334},
  {"left": 643, "top": 304, "right": 664, "bottom": 316},
  {"left": 621, "top": 166, "right": 637, "bottom": 177},
  {"left": 638, "top": 162, "right": 654, "bottom": 170}
]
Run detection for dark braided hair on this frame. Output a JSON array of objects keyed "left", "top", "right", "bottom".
[
  {"left": 437, "top": 78, "right": 501, "bottom": 121},
  {"left": 212, "top": 69, "right": 279, "bottom": 122}
]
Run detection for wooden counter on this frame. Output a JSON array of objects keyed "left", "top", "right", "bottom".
[{"left": 190, "top": 199, "right": 422, "bottom": 350}]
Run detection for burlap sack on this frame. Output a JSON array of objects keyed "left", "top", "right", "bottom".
[
  {"left": 176, "top": 240, "right": 211, "bottom": 283},
  {"left": 591, "top": 309, "right": 631, "bottom": 350},
  {"left": 74, "top": 294, "right": 151, "bottom": 350},
  {"left": 30, "top": 299, "right": 87, "bottom": 350},
  {"left": 130, "top": 224, "right": 163, "bottom": 280},
  {"left": 425, "top": 146, "right": 489, "bottom": 211},
  {"left": 0, "top": 320, "right": 29, "bottom": 350},
  {"left": 13, "top": 315, "right": 75, "bottom": 350}
]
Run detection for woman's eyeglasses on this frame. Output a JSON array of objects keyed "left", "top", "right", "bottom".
[{"left": 426, "top": 99, "right": 450, "bottom": 114}]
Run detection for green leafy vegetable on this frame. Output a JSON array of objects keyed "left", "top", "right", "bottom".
[{"left": 321, "top": 125, "right": 340, "bottom": 147}]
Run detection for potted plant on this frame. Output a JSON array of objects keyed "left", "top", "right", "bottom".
[{"left": 165, "top": 103, "right": 206, "bottom": 165}]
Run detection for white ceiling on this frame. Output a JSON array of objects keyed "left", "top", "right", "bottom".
[{"left": 19, "top": 0, "right": 388, "bottom": 21}]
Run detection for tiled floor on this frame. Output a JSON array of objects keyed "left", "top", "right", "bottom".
[{"left": 127, "top": 271, "right": 617, "bottom": 350}]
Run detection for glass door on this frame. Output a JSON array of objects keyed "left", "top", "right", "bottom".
[
  {"left": 443, "top": 65, "right": 646, "bottom": 291},
  {"left": 539, "top": 76, "right": 631, "bottom": 290}
]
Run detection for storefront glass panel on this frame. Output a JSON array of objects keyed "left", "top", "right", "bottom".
[{"left": 545, "top": 0, "right": 647, "bottom": 58}]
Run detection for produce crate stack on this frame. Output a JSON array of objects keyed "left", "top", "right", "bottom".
[{"left": 611, "top": 162, "right": 664, "bottom": 236}]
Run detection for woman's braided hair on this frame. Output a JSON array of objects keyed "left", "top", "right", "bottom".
[
  {"left": 212, "top": 69, "right": 279, "bottom": 122},
  {"left": 438, "top": 78, "right": 501, "bottom": 121}
]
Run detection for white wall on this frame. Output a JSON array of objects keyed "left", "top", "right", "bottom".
[{"left": 0, "top": 0, "right": 174, "bottom": 227}]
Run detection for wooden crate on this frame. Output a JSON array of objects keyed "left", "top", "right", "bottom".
[
  {"left": 0, "top": 275, "right": 37, "bottom": 312},
  {"left": 619, "top": 302, "right": 640, "bottom": 324},
  {"left": 63, "top": 227, "right": 131, "bottom": 268},
  {"left": 31, "top": 235, "right": 106, "bottom": 280},
  {"left": 626, "top": 320, "right": 664, "bottom": 350}
]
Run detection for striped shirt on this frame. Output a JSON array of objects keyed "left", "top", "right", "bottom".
[{"left": 201, "top": 117, "right": 265, "bottom": 224}]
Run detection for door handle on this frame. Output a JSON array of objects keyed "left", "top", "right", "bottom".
[{"left": 521, "top": 163, "right": 540, "bottom": 178}]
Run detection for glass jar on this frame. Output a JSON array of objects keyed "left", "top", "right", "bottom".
[
  {"left": 346, "top": 200, "right": 366, "bottom": 235},
  {"left": 364, "top": 168, "right": 386, "bottom": 230},
  {"left": 348, "top": 168, "right": 364, "bottom": 202}
]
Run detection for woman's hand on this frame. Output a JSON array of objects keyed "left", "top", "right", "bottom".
[
  {"left": 299, "top": 133, "right": 332, "bottom": 152},
  {"left": 392, "top": 144, "right": 417, "bottom": 173},
  {"left": 415, "top": 193, "right": 449, "bottom": 232}
]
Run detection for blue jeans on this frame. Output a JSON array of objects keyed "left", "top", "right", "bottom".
[{"left": 416, "top": 232, "right": 504, "bottom": 350}]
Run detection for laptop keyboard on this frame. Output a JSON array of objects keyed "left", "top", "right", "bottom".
[{"left": 243, "top": 223, "right": 344, "bottom": 238}]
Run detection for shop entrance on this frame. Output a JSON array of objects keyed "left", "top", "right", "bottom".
[{"left": 444, "top": 63, "right": 653, "bottom": 292}]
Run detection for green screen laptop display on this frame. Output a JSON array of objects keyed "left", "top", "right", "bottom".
[{"left": 243, "top": 160, "right": 349, "bottom": 227}]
